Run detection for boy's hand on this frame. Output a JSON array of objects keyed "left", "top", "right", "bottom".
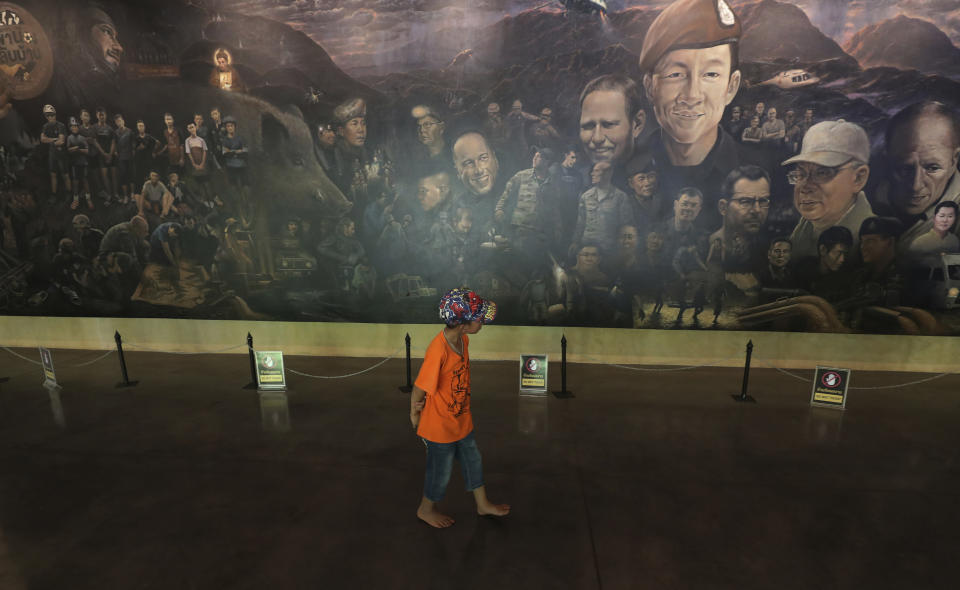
[{"left": 410, "top": 398, "right": 425, "bottom": 428}]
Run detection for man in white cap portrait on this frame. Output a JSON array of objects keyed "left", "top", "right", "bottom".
[{"left": 783, "top": 119, "right": 875, "bottom": 259}]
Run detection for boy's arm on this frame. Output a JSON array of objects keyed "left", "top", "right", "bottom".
[
  {"left": 410, "top": 385, "right": 426, "bottom": 415},
  {"left": 410, "top": 385, "right": 427, "bottom": 428}
]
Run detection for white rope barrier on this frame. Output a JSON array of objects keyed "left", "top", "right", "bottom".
[
  {"left": 579, "top": 350, "right": 744, "bottom": 372},
  {"left": 1, "top": 346, "right": 42, "bottom": 366},
  {"left": 754, "top": 356, "right": 953, "bottom": 390},
  {"left": 124, "top": 342, "right": 248, "bottom": 355},
  {"left": 285, "top": 348, "right": 402, "bottom": 379},
  {"left": 68, "top": 349, "right": 116, "bottom": 367}
]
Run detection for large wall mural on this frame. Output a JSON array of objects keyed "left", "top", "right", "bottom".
[{"left": 2, "top": 0, "right": 960, "bottom": 334}]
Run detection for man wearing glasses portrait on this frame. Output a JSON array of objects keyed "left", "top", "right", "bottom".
[{"left": 783, "top": 120, "right": 875, "bottom": 260}]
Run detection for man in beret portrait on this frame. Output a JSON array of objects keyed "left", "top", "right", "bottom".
[{"left": 639, "top": 0, "right": 765, "bottom": 232}]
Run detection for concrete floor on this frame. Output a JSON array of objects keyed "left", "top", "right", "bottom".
[{"left": 0, "top": 345, "right": 958, "bottom": 589}]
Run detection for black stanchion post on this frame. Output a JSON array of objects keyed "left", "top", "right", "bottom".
[
  {"left": 553, "top": 334, "right": 574, "bottom": 398},
  {"left": 732, "top": 340, "right": 756, "bottom": 403},
  {"left": 115, "top": 330, "right": 138, "bottom": 388},
  {"left": 244, "top": 332, "right": 258, "bottom": 390},
  {"left": 399, "top": 333, "right": 413, "bottom": 393}
]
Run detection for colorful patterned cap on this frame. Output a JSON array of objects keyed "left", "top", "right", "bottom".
[{"left": 439, "top": 288, "right": 497, "bottom": 325}]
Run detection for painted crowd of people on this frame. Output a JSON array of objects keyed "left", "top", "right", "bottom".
[{"left": 2, "top": 0, "right": 959, "bottom": 332}]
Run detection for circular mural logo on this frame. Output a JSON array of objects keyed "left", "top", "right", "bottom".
[
  {"left": 0, "top": 2, "right": 55, "bottom": 100},
  {"left": 525, "top": 358, "right": 539, "bottom": 373}
]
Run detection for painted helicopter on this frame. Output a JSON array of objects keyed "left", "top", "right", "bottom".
[
  {"left": 533, "top": 0, "right": 607, "bottom": 16},
  {"left": 759, "top": 69, "right": 820, "bottom": 89},
  {"left": 562, "top": 0, "right": 608, "bottom": 15}
]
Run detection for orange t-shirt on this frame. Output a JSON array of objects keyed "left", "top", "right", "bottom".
[{"left": 415, "top": 331, "right": 472, "bottom": 443}]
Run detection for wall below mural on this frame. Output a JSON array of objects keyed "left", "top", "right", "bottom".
[{"left": 2, "top": 0, "right": 960, "bottom": 336}]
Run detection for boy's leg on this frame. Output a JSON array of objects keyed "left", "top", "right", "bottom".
[
  {"left": 456, "top": 433, "right": 510, "bottom": 517},
  {"left": 418, "top": 438, "right": 456, "bottom": 528}
]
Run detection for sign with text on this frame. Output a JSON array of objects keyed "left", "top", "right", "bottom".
[
  {"left": 38, "top": 346, "right": 56, "bottom": 387},
  {"left": 519, "top": 354, "right": 548, "bottom": 396},
  {"left": 254, "top": 350, "right": 287, "bottom": 391},
  {"left": 810, "top": 366, "right": 851, "bottom": 409}
]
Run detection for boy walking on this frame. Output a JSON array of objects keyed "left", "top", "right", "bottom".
[{"left": 410, "top": 288, "right": 510, "bottom": 528}]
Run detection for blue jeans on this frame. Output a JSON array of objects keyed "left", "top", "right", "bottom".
[{"left": 421, "top": 431, "right": 484, "bottom": 502}]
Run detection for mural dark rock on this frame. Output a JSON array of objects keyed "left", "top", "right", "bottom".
[
  {"left": 845, "top": 14, "right": 960, "bottom": 78},
  {"left": 737, "top": 0, "right": 859, "bottom": 69}
]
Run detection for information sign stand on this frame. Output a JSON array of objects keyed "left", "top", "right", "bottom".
[
  {"left": 254, "top": 350, "right": 287, "bottom": 391},
  {"left": 519, "top": 354, "right": 548, "bottom": 397},
  {"left": 810, "top": 366, "right": 851, "bottom": 410},
  {"left": 39, "top": 346, "right": 60, "bottom": 392}
]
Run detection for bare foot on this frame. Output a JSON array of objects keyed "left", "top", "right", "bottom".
[
  {"left": 477, "top": 502, "right": 510, "bottom": 517},
  {"left": 417, "top": 507, "right": 455, "bottom": 528}
]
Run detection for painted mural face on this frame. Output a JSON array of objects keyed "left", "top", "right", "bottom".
[
  {"left": 628, "top": 171, "right": 658, "bottom": 198},
  {"left": 319, "top": 128, "right": 336, "bottom": 147},
  {"left": 722, "top": 178, "right": 770, "bottom": 234},
  {"left": 646, "top": 232, "right": 664, "bottom": 253},
  {"left": 90, "top": 21, "right": 123, "bottom": 72},
  {"left": 860, "top": 234, "right": 893, "bottom": 264},
  {"left": 579, "top": 89, "right": 638, "bottom": 165},
  {"left": 417, "top": 116, "right": 444, "bottom": 148},
  {"left": 888, "top": 113, "right": 960, "bottom": 216},
  {"left": 792, "top": 162, "right": 867, "bottom": 226},
  {"left": 644, "top": 45, "right": 740, "bottom": 150},
  {"left": 576, "top": 246, "right": 601, "bottom": 270},
  {"left": 453, "top": 133, "right": 498, "bottom": 196},
  {"left": 341, "top": 116, "right": 366, "bottom": 147},
  {"left": 934, "top": 206, "right": 956, "bottom": 233},
  {"left": 821, "top": 243, "right": 849, "bottom": 272},
  {"left": 590, "top": 161, "right": 611, "bottom": 185},
  {"left": 674, "top": 194, "right": 702, "bottom": 222},
  {"left": 417, "top": 171, "right": 451, "bottom": 211},
  {"left": 768, "top": 241, "right": 791, "bottom": 268}
]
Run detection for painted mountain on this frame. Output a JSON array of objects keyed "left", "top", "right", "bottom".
[
  {"left": 736, "top": 0, "right": 858, "bottom": 68},
  {"left": 370, "top": 0, "right": 858, "bottom": 79},
  {"left": 374, "top": 7, "right": 657, "bottom": 74},
  {"left": 844, "top": 15, "right": 960, "bottom": 77},
  {"left": 121, "top": 0, "right": 379, "bottom": 108}
]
